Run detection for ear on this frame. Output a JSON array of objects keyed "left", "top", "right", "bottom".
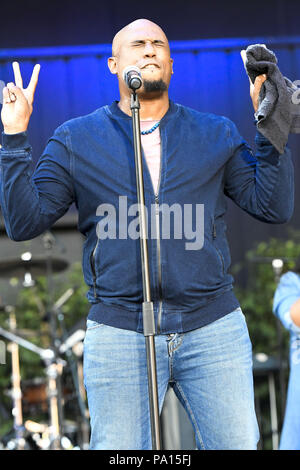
[
  {"left": 170, "top": 57, "right": 174, "bottom": 74},
  {"left": 107, "top": 57, "right": 118, "bottom": 75}
]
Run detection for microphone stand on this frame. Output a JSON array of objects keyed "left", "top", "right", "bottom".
[{"left": 130, "top": 89, "right": 162, "bottom": 450}]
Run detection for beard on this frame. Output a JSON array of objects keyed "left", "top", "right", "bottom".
[{"left": 142, "top": 79, "right": 168, "bottom": 94}]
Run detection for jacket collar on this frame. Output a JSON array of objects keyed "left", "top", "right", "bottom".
[{"left": 106, "top": 99, "right": 179, "bottom": 127}]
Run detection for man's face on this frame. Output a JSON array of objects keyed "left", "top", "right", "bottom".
[{"left": 109, "top": 21, "right": 173, "bottom": 96}]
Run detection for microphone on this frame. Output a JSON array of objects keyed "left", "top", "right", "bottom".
[{"left": 123, "top": 66, "right": 142, "bottom": 90}]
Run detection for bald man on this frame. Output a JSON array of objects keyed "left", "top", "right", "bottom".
[
  {"left": 0, "top": 19, "right": 294, "bottom": 450},
  {"left": 108, "top": 20, "right": 173, "bottom": 120}
]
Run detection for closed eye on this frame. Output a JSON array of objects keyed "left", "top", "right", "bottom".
[{"left": 130, "top": 40, "right": 165, "bottom": 47}]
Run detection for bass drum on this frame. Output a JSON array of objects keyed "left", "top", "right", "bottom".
[{"left": 21, "top": 377, "right": 48, "bottom": 414}]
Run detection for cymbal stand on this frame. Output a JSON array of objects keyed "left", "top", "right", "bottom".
[
  {"left": 0, "top": 323, "right": 55, "bottom": 448},
  {"left": 46, "top": 360, "right": 64, "bottom": 449},
  {"left": 7, "top": 307, "right": 25, "bottom": 450},
  {"left": 54, "top": 290, "right": 90, "bottom": 449},
  {"left": 72, "top": 343, "right": 90, "bottom": 449},
  {"left": 42, "top": 231, "right": 64, "bottom": 449}
]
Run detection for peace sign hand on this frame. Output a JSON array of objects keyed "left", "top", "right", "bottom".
[{"left": 1, "top": 62, "right": 40, "bottom": 135}]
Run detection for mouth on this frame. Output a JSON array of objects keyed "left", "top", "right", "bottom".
[{"left": 141, "top": 63, "right": 160, "bottom": 70}]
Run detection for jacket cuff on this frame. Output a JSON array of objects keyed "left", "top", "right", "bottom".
[
  {"left": 254, "top": 129, "right": 281, "bottom": 165},
  {"left": 254, "top": 129, "right": 271, "bottom": 144},
  {"left": 1, "top": 131, "right": 31, "bottom": 151}
]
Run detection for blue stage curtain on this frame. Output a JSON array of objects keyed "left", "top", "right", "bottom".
[{"left": 0, "top": 36, "right": 299, "bottom": 266}]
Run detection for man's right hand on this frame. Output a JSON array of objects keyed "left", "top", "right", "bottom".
[{"left": 1, "top": 62, "right": 40, "bottom": 135}]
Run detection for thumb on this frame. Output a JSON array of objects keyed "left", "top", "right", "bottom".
[
  {"left": 6, "top": 84, "right": 28, "bottom": 108},
  {"left": 3, "top": 86, "right": 12, "bottom": 104},
  {"left": 7, "top": 84, "right": 25, "bottom": 99},
  {"left": 251, "top": 74, "right": 267, "bottom": 112},
  {"left": 253, "top": 73, "right": 267, "bottom": 94}
]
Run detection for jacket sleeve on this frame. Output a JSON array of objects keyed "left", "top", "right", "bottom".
[
  {"left": 273, "top": 271, "right": 300, "bottom": 334},
  {"left": 223, "top": 119, "right": 294, "bottom": 224},
  {"left": 0, "top": 125, "right": 75, "bottom": 241}
]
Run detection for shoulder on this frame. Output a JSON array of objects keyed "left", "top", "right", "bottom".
[
  {"left": 175, "top": 103, "right": 241, "bottom": 149},
  {"left": 56, "top": 106, "right": 108, "bottom": 135},
  {"left": 176, "top": 103, "right": 234, "bottom": 130},
  {"left": 279, "top": 271, "right": 300, "bottom": 287}
]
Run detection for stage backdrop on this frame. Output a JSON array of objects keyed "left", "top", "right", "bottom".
[{"left": 0, "top": 35, "right": 299, "bottom": 276}]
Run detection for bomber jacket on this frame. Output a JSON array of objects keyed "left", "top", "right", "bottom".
[{"left": 0, "top": 100, "right": 294, "bottom": 334}]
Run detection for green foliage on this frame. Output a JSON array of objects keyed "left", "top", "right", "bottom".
[
  {"left": 234, "top": 229, "right": 300, "bottom": 356},
  {"left": 1, "top": 233, "right": 300, "bottom": 446},
  {"left": 0, "top": 262, "right": 89, "bottom": 438},
  {"left": 231, "top": 230, "right": 300, "bottom": 448}
]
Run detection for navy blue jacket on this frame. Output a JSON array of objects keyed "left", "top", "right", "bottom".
[{"left": 0, "top": 100, "right": 294, "bottom": 334}]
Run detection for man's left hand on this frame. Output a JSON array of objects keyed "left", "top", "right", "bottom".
[{"left": 240, "top": 50, "right": 267, "bottom": 113}]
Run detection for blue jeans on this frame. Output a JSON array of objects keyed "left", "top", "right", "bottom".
[{"left": 83, "top": 308, "right": 259, "bottom": 450}]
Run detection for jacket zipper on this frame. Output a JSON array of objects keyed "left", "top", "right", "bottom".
[
  {"left": 154, "top": 134, "right": 163, "bottom": 334},
  {"left": 141, "top": 134, "right": 163, "bottom": 334},
  {"left": 155, "top": 193, "right": 163, "bottom": 334},
  {"left": 90, "top": 239, "right": 99, "bottom": 298},
  {"left": 212, "top": 222, "right": 225, "bottom": 275}
]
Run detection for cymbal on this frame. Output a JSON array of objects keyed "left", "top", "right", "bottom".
[{"left": 0, "top": 256, "right": 69, "bottom": 279}]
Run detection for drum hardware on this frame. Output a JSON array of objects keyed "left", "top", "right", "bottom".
[
  {"left": 54, "top": 301, "right": 90, "bottom": 450},
  {"left": 253, "top": 353, "right": 282, "bottom": 450},
  {"left": 0, "top": 240, "right": 78, "bottom": 449},
  {"left": 0, "top": 323, "right": 55, "bottom": 361},
  {"left": 0, "top": 320, "right": 55, "bottom": 447},
  {"left": 0, "top": 233, "right": 91, "bottom": 450},
  {"left": 59, "top": 329, "right": 85, "bottom": 355},
  {"left": 0, "top": 254, "right": 69, "bottom": 280},
  {"left": 7, "top": 308, "right": 26, "bottom": 450},
  {"left": 42, "top": 231, "right": 64, "bottom": 449},
  {"left": 72, "top": 342, "right": 86, "bottom": 403},
  {"left": 70, "top": 341, "right": 90, "bottom": 450},
  {"left": 252, "top": 257, "right": 288, "bottom": 429},
  {"left": 250, "top": 256, "right": 295, "bottom": 265},
  {"left": 249, "top": 255, "right": 292, "bottom": 447},
  {"left": 0, "top": 306, "right": 50, "bottom": 450},
  {"left": 21, "top": 377, "right": 75, "bottom": 416},
  {"left": 55, "top": 316, "right": 90, "bottom": 449},
  {"left": 22, "top": 377, "right": 49, "bottom": 413},
  {"left": 0, "top": 303, "right": 87, "bottom": 450},
  {"left": 12, "top": 329, "right": 42, "bottom": 338},
  {"left": 24, "top": 420, "right": 51, "bottom": 449}
]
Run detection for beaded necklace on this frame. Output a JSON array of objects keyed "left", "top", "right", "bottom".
[{"left": 140, "top": 121, "right": 160, "bottom": 135}]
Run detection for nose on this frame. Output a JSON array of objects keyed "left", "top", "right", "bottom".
[{"left": 143, "top": 41, "right": 156, "bottom": 57}]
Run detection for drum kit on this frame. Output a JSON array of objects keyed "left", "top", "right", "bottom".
[
  {"left": 0, "top": 223, "right": 296, "bottom": 451},
  {"left": 0, "top": 232, "right": 90, "bottom": 450}
]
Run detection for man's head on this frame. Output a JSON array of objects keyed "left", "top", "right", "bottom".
[{"left": 108, "top": 19, "right": 173, "bottom": 98}]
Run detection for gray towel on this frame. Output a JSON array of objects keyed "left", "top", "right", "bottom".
[{"left": 244, "top": 44, "right": 300, "bottom": 154}]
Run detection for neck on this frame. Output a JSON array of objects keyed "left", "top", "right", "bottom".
[{"left": 118, "top": 92, "right": 169, "bottom": 120}]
